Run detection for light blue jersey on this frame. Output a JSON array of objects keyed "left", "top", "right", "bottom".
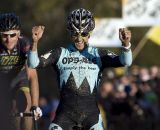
[{"left": 28, "top": 43, "right": 132, "bottom": 130}]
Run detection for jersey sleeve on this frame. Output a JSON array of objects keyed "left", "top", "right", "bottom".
[
  {"left": 38, "top": 48, "right": 62, "bottom": 68},
  {"left": 98, "top": 48, "right": 132, "bottom": 69},
  {"left": 99, "top": 49, "right": 123, "bottom": 68},
  {"left": 28, "top": 48, "right": 62, "bottom": 68}
]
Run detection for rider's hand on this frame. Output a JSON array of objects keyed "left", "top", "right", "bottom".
[
  {"left": 32, "top": 26, "right": 45, "bottom": 44},
  {"left": 30, "top": 106, "right": 43, "bottom": 120},
  {"left": 119, "top": 28, "right": 131, "bottom": 47}
]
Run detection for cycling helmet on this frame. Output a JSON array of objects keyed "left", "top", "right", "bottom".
[
  {"left": 67, "top": 8, "right": 95, "bottom": 33},
  {"left": 0, "top": 13, "right": 21, "bottom": 32}
]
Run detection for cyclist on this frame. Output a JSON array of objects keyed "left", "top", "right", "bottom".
[
  {"left": 0, "top": 13, "right": 42, "bottom": 130},
  {"left": 28, "top": 8, "right": 132, "bottom": 130}
]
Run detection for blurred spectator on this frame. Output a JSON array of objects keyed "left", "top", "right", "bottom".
[
  {"left": 38, "top": 96, "right": 59, "bottom": 130},
  {"left": 99, "top": 79, "right": 114, "bottom": 130},
  {"left": 138, "top": 81, "right": 160, "bottom": 130},
  {"left": 130, "top": 65, "right": 140, "bottom": 77},
  {"left": 149, "top": 66, "right": 160, "bottom": 96},
  {"left": 150, "top": 65, "right": 160, "bottom": 79},
  {"left": 139, "top": 67, "right": 150, "bottom": 82},
  {"left": 99, "top": 79, "right": 114, "bottom": 98},
  {"left": 138, "top": 82, "right": 159, "bottom": 116}
]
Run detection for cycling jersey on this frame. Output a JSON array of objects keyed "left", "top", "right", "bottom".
[
  {"left": 0, "top": 37, "right": 30, "bottom": 89},
  {"left": 0, "top": 37, "right": 30, "bottom": 74},
  {"left": 28, "top": 43, "right": 132, "bottom": 130}
]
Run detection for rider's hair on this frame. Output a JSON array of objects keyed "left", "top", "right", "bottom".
[
  {"left": 67, "top": 8, "right": 95, "bottom": 33},
  {"left": 0, "top": 13, "right": 21, "bottom": 32}
]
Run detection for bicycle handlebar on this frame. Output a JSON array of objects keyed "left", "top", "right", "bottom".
[{"left": 13, "top": 112, "right": 33, "bottom": 117}]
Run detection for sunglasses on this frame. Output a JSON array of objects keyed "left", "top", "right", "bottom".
[
  {"left": 71, "top": 32, "right": 89, "bottom": 37},
  {"left": 1, "top": 33, "right": 17, "bottom": 38}
]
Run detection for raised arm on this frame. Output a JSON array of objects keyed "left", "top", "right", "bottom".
[
  {"left": 100, "top": 28, "right": 132, "bottom": 68},
  {"left": 119, "top": 28, "right": 132, "bottom": 66},
  {"left": 28, "top": 26, "right": 44, "bottom": 68},
  {"left": 28, "top": 26, "right": 61, "bottom": 68},
  {"left": 32, "top": 26, "right": 45, "bottom": 51}
]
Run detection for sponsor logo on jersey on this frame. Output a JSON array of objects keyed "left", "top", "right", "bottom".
[
  {"left": 62, "top": 57, "right": 97, "bottom": 64},
  {"left": 0, "top": 56, "right": 23, "bottom": 65}
]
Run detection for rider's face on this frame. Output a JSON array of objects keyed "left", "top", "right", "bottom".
[
  {"left": 0, "top": 30, "right": 20, "bottom": 51},
  {"left": 71, "top": 32, "right": 90, "bottom": 50}
]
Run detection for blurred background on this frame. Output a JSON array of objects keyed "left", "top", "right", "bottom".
[{"left": 1, "top": 0, "right": 160, "bottom": 130}]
